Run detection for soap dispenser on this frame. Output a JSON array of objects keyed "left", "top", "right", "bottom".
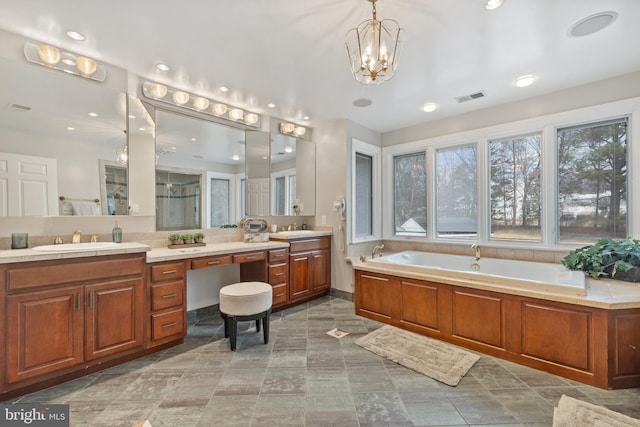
[{"left": 112, "top": 221, "right": 122, "bottom": 243}]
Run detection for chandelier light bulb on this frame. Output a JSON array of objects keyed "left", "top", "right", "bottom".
[
  {"left": 172, "top": 91, "right": 189, "bottom": 105},
  {"left": 193, "top": 97, "right": 210, "bottom": 111},
  {"left": 76, "top": 56, "right": 97, "bottom": 76},
  {"left": 37, "top": 44, "right": 61, "bottom": 66}
]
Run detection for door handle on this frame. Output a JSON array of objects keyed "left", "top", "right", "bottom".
[
  {"left": 76, "top": 293, "right": 81, "bottom": 310},
  {"left": 88, "top": 292, "right": 93, "bottom": 308},
  {"left": 162, "top": 293, "right": 177, "bottom": 299},
  {"left": 162, "top": 269, "right": 178, "bottom": 275}
]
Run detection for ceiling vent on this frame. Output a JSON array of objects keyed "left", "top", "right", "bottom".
[
  {"left": 8, "top": 103, "right": 31, "bottom": 112},
  {"left": 456, "top": 91, "right": 486, "bottom": 103}
]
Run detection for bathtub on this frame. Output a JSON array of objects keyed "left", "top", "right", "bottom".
[{"left": 366, "top": 250, "right": 587, "bottom": 296}]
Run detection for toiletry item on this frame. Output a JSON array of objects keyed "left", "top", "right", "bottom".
[
  {"left": 11, "top": 233, "right": 28, "bottom": 249},
  {"left": 112, "top": 221, "right": 122, "bottom": 243},
  {"left": 270, "top": 225, "right": 278, "bottom": 233},
  {"left": 301, "top": 223, "right": 307, "bottom": 230}
]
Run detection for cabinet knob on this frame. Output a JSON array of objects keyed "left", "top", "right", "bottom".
[{"left": 630, "top": 345, "right": 637, "bottom": 350}]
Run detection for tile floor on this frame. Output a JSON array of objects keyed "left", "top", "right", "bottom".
[{"left": 9, "top": 296, "right": 640, "bottom": 426}]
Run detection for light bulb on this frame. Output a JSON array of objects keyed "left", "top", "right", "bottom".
[
  {"left": 37, "top": 44, "right": 61, "bottom": 66},
  {"left": 76, "top": 56, "right": 97, "bottom": 76},
  {"left": 149, "top": 83, "right": 167, "bottom": 99},
  {"left": 280, "top": 123, "right": 295, "bottom": 134},
  {"left": 244, "top": 113, "right": 259, "bottom": 124},
  {"left": 172, "top": 91, "right": 189, "bottom": 105},
  {"left": 229, "top": 108, "right": 244, "bottom": 121},
  {"left": 293, "top": 126, "right": 306, "bottom": 137},
  {"left": 212, "top": 103, "right": 228, "bottom": 115},
  {"left": 193, "top": 97, "right": 210, "bottom": 111}
]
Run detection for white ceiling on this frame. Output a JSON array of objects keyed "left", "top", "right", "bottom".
[{"left": 0, "top": 0, "right": 638, "bottom": 133}]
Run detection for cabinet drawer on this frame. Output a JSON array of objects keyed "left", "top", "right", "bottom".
[
  {"left": 191, "top": 255, "right": 232, "bottom": 269},
  {"left": 269, "top": 249, "right": 288, "bottom": 263},
  {"left": 151, "top": 262, "right": 185, "bottom": 282},
  {"left": 233, "top": 251, "right": 265, "bottom": 263},
  {"left": 272, "top": 283, "right": 287, "bottom": 306},
  {"left": 289, "top": 237, "right": 330, "bottom": 253},
  {"left": 269, "top": 264, "right": 287, "bottom": 284},
  {"left": 151, "top": 309, "right": 185, "bottom": 341},
  {"left": 151, "top": 281, "right": 184, "bottom": 311}
]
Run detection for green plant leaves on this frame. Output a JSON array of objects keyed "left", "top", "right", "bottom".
[{"left": 562, "top": 238, "right": 640, "bottom": 279}]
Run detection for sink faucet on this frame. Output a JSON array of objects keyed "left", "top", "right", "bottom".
[
  {"left": 288, "top": 223, "right": 298, "bottom": 231},
  {"left": 471, "top": 243, "right": 481, "bottom": 261},
  {"left": 372, "top": 243, "right": 384, "bottom": 259},
  {"left": 72, "top": 230, "right": 82, "bottom": 243}
]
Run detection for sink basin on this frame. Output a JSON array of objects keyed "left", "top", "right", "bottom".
[
  {"left": 271, "top": 230, "right": 316, "bottom": 237},
  {"left": 31, "top": 242, "right": 120, "bottom": 251}
]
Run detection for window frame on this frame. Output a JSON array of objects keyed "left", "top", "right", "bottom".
[
  {"left": 351, "top": 138, "right": 382, "bottom": 243},
  {"left": 379, "top": 97, "right": 640, "bottom": 248}
]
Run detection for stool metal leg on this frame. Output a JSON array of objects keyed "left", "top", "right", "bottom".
[
  {"left": 229, "top": 317, "right": 238, "bottom": 351},
  {"left": 256, "top": 319, "right": 261, "bottom": 332}
]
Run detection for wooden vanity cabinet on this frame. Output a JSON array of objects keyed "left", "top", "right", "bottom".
[
  {"left": 288, "top": 237, "right": 331, "bottom": 303},
  {"left": 268, "top": 248, "right": 289, "bottom": 308},
  {"left": 2, "top": 253, "right": 145, "bottom": 390},
  {"left": 147, "top": 260, "right": 187, "bottom": 346}
]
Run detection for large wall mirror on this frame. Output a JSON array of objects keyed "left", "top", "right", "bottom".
[
  {"left": 0, "top": 57, "right": 127, "bottom": 217},
  {"left": 270, "top": 134, "right": 316, "bottom": 216},
  {"left": 154, "top": 110, "right": 246, "bottom": 230}
]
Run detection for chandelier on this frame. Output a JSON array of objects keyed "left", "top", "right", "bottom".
[{"left": 345, "top": 0, "right": 404, "bottom": 85}]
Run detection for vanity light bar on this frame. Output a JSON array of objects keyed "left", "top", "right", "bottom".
[
  {"left": 142, "top": 81, "right": 261, "bottom": 128},
  {"left": 279, "top": 122, "right": 306, "bottom": 138},
  {"left": 23, "top": 41, "right": 106, "bottom": 82}
]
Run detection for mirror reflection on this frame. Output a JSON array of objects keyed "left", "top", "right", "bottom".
[
  {"left": 0, "top": 57, "right": 127, "bottom": 217},
  {"left": 154, "top": 110, "right": 245, "bottom": 230}
]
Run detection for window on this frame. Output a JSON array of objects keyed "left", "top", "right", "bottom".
[
  {"left": 209, "top": 177, "right": 230, "bottom": 227},
  {"left": 490, "top": 133, "right": 542, "bottom": 241},
  {"left": 156, "top": 170, "right": 201, "bottom": 231},
  {"left": 435, "top": 146, "right": 477, "bottom": 238},
  {"left": 557, "top": 118, "right": 628, "bottom": 242},
  {"left": 355, "top": 152, "right": 373, "bottom": 237},
  {"left": 273, "top": 176, "right": 286, "bottom": 215},
  {"left": 394, "top": 152, "right": 427, "bottom": 236},
  {"left": 352, "top": 139, "right": 381, "bottom": 241}
]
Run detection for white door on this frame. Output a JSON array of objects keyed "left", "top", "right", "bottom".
[
  {"left": 246, "top": 178, "right": 269, "bottom": 216},
  {"left": 0, "top": 152, "right": 58, "bottom": 216}
]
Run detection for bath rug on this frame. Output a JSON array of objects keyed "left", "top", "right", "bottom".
[
  {"left": 355, "top": 325, "right": 479, "bottom": 386},
  {"left": 552, "top": 394, "right": 640, "bottom": 427}
]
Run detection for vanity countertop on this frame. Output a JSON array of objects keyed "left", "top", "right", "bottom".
[
  {"left": 147, "top": 240, "right": 290, "bottom": 263},
  {"left": 268, "top": 230, "right": 333, "bottom": 241},
  {"left": 0, "top": 242, "right": 151, "bottom": 264}
]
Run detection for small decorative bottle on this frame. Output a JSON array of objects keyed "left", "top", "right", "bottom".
[{"left": 112, "top": 221, "right": 122, "bottom": 243}]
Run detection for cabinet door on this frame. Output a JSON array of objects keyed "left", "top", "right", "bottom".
[
  {"left": 289, "top": 252, "right": 311, "bottom": 299},
  {"left": 311, "top": 249, "right": 329, "bottom": 292},
  {"left": 85, "top": 278, "right": 143, "bottom": 361},
  {"left": 613, "top": 313, "right": 640, "bottom": 377},
  {"left": 6, "top": 286, "right": 83, "bottom": 384}
]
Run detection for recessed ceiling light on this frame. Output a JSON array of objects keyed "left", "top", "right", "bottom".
[
  {"left": 191, "top": 138, "right": 196, "bottom": 141},
  {"left": 219, "top": 86, "right": 229, "bottom": 92},
  {"left": 569, "top": 11, "right": 618, "bottom": 37},
  {"left": 88, "top": 112, "right": 98, "bottom": 117},
  {"left": 267, "top": 103, "right": 276, "bottom": 108},
  {"left": 67, "top": 126, "right": 75, "bottom": 131},
  {"left": 353, "top": 98, "right": 372, "bottom": 108},
  {"left": 66, "top": 31, "right": 86, "bottom": 41},
  {"left": 139, "top": 127, "right": 145, "bottom": 131},
  {"left": 515, "top": 75, "right": 535, "bottom": 87},
  {"left": 156, "top": 63, "right": 170, "bottom": 71},
  {"left": 422, "top": 103, "right": 438, "bottom": 112},
  {"left": 303, "top": 116, "right": 310, "bottom": 120},
  {"left": 484, "top": 0, "right": 504, "bottom": 10},
  {"left": 128, "top": 115, "right": 136, "bottom": 119},
  {"left": 232, "top": 154, "right": 240, "bottom": 161}
]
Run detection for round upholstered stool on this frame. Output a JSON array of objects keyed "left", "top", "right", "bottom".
[{"left": 219, "top": 281, "right": 272, "bottom": 351}]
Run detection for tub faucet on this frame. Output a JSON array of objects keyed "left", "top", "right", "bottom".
[
  {"left": 72, "top": 230, "right": 82, "bottom": 243},
  {"left": 372, "top": 243, "right": 384, "bottom": 259},
  {"left": 471, "top": 243, "right": 481, "bottom": 261}
]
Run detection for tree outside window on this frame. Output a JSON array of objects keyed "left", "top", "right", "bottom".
[
  {"left": 557, "top": 118, "right": 627, "bottom": 242},
  {"left": 490, "top": 133, "right": 542, "bottom": 241},
  {"left": 394, "top": 152, "right": 427, "bottom": 236},
  {"left": 436, "top": 146, "right": 477, "bottom": 238}
]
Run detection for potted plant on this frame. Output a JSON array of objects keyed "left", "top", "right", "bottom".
[
  {"left": 562, "top": 237, "right": 640, "bottom": 282},
  {"left": 194, "top": 232, "right": 204, "bottom": 243},
  {"left": 168, "top": 233, "right": 183, "bottom": 245},
  {"left": 182, "top": 234, "right": 195, "bottom": 244}
]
